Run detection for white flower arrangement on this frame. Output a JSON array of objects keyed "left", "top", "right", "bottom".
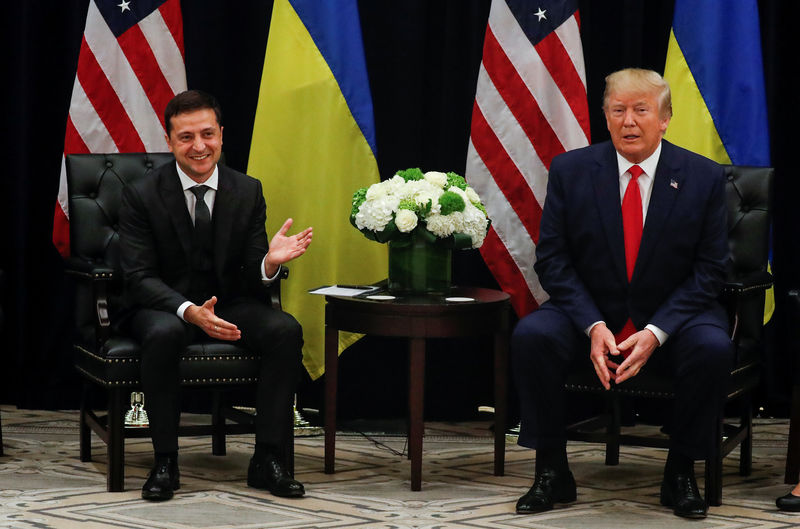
[{"left": 350, "top": 168, "right": 490, "bottom": 249}]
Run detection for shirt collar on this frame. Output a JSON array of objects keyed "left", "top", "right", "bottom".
[
  {"left": 175, "top": 162, "right": 219, "bottom": 192},
  {"left": 615, "top": 140, "right": 662, "bottom": 178}
]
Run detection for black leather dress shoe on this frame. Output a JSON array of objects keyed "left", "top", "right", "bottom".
[
  {"left": 660, "top": 472, "right": 707, "bottom": 518},
  {"left": 776, "top": 492, "right": 800, "bottom": 512},
  {"left": 516, "top": 467, "right": 577, "bottom": 514},
  {"left": 247, "top": 454, "right": 305, "bottom": 498},
  {"left": 142, "top": 456, "right": 180, "bottom": 501}
]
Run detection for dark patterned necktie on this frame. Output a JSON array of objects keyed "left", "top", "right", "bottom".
[{"left": 189, "top": 185, "right": 213, "bottom": 257}]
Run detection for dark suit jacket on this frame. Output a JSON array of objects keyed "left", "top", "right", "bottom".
[
  {"left": 119, "top": 161, "right": 270, "bottom": 314},
  {"left": 534, "top": 139, "right": 729, "bottom": 337}
]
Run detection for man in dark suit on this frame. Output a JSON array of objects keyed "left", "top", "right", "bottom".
[
  {"left": 119, "top": 90, "right": 312, "bottom": 501},
  {"left": 512, "top": 68, "right": 731, "bottom": 519}
]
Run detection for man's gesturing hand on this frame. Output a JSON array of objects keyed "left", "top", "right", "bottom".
[
  {"left": 589, "top": 323, "right": 620, "bottom": 390},
  {"left": 183, "top": 296, "right": 241, "bottom": 341},
  {"left": 614, "top": 329, "right": 659, "bottom": 384},
  {"left": 264, "top": 218, "right": 313, "bottom": 277}
]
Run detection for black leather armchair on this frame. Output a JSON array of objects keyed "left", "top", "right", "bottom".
[
  {"left": 65, "top": 153, "right": 292, "bottom": 492},
  {"left": 563, "top": 165, "right": 773, "bottom": 506},
  {"left": 783, "top": 292, "right": 800, "bottom": 484},
  {"left": 0, "top": 268, "right": 4, "bottom": 456}
]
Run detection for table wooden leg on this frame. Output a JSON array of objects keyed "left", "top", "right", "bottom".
[
  {"left": 494, "top": 330, "right": 508, "bottom": 476},
  {"left": 408, "top": 337, "right": 425, "bottom": 491},
  {"left": 785, "top": 384, "right": 800, "bottom": 484},
  {"left": 324, "top": 324, "right": 339, "bottom": 474}
]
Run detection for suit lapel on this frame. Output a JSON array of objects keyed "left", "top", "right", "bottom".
[
  {"left": 212, "top": 166, "right": 236, "bottom": 274},
  {"left": 159, "top": 164, "right": 194, "bottom": 261},
  {"left": 592, "top": 143, "right": 628, "bottom": 284},
  {"left": 633, "top": 141, "right": 682, "bottom": 282}
]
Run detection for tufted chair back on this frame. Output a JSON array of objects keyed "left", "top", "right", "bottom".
[
  {"left": 723, "top": 165, "right": 774, "bottom": 360},
  {"left": 67, "top": 152, "right": 174, "bottom": 272},
  {"left": 66, "top": 153, "right": 175, "bottom": 344}
]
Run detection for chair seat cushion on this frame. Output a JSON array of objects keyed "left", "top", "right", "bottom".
[
  {"left": 565, "top": 357, "right": 761, "bottom": 399},
  {"left": 565, "top": 368, "right": 675, "bottom": 397},
  {"left": 75, "top": 337, "right": 261, "bottom": 388}
]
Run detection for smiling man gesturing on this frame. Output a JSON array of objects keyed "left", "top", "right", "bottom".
[{"left": 119, "top": 90, "right": 312, "bottom": 502}]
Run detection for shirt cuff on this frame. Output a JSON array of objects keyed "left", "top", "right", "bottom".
[
  {"left": 645, "top": 324, "right": 668, "bottom": 346},
  {"left": 260, "top": 255, "right": 281, "bottom": 284},
  {"left": 586, "top": 321, "right": 605, "bottom": 336},
  {"left": 177, "top": 301, "right": 193, "bottom": 321}
]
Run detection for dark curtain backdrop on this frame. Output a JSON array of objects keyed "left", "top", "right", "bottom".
[{"left": 2, "top": 1, "right": 798, "bottom": 420}]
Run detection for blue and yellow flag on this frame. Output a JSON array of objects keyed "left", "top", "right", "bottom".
[
  {"left": 248, "top": 0, "right": 387, "bottom": 379},
  {"left": 664, "top": 0, "right": 773, "bottom": 322}
]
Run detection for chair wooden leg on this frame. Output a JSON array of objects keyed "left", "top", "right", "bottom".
[
  {"left": 107, "top": 388, "right": 126, "bottom": 492},
  {"left": 493, "top": 329, "right": 508, "bottom": 477},
  {"left": 80, "top": 383, "right": 92, "bottom": 462},
  {"left": 211, "top": 391, "right": 226, "bottom": 456},
  {"left": 785, "top": 384, "right": 800, "bottom": 484},
  {"left": 605, "top": 395, "right": 620, "bottom": 466},
  {"left": 739, "top": 399, "right": 753, "bottom": 476},
  {"left": 705, "top": 414, "right": 723, "bottom": 507},
  {"left": 286, "top": 403, "right": 295, "bottom": 476}
]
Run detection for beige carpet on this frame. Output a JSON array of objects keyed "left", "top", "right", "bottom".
[{"left": 0, "top": 405, "right": 798, "bottom": 528}]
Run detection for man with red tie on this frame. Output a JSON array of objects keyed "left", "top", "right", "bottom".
[{"left": 512, "top": 68, "right": 731, "bottom": 519}]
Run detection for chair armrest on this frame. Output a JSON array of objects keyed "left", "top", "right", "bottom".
[
  {"left": 266, "top": 266, "right": 290, "bottom": 310},
  {"left": 64, "top": 257, "right": 116, "bottom": 280},
  {"left": 64, "top": 257, "right": 116, "bottom": 342},
  {"left": 722, "top": 269, "right": 773, "bottom": 348},
  {"left": 722, "top": 269, "right": 773, "bottom": 297}
]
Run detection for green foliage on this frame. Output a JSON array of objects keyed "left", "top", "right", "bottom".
[
  {"left": 351, "top": 187, "right": 367, "bottom": 219},
  {"left": 446, "top": 171, "right": 467, "bottom": 190},
  {"left": 397, "top": 167, "right": 424, "bottom": 181},
  {"left": 438, "top": 191, "right": 466, "bottom": 216},
  {"left": 418, "top": 198, "right": 432, "bottom": 216},
  {"left": 398, "top": 198, "right": 418, "bottom": 213},
  {"left": 372, "top": 220, "right": 399, "bottom": 243}
]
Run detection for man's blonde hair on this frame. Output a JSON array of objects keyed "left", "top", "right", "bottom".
[{"left": 603, "top": 68, "right": 672, "bottom": 118}]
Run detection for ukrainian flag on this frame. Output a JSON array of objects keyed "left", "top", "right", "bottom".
[
  {"left": 663, "top": 0, "right": 773, "bottom": 322},
  {"left": 248, "top": 0, "right": 387, "bottom": 379}
]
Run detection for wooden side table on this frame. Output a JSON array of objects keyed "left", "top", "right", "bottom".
[{"left": 323, "top": 286, "right": 511, "bottom": 491}]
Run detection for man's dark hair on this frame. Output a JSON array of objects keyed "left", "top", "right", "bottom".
[{"left": 164, "top": 90, "right": 223, "bottom": 136}]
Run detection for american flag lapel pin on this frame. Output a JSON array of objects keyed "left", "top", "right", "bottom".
[{"left": 670, "top": 179, "right": 679, "bottom": 189}]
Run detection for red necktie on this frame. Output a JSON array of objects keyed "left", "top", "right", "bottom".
[{"left": 614, "top": 165, "right": 644, "bottom": 351}]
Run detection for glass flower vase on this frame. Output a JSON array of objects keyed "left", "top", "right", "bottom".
[{"left": 388, "top": 235, "right": 452, "bottom": 295}]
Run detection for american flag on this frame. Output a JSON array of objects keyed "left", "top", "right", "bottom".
[
  {"left": 465, "top": 0, "right": 590, "bottom": 317},
  {"left": 53, "top": 0, "right": 187, "bottom": 257}
]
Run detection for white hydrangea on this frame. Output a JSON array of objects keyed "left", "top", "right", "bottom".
[
  {"left": 395, "top": 209, "right": 418, "bottom": 232},
  {"left": 407, "top": 179, "right": 444, "bottom": 212},
  {"left": 462, "top": 204, "right": 489, "bottom": 248},
  {"left": 423, "top": 171, "right": 448, "bottom": 188},
  {"left": 425, "top": 213, "right": 457, "bottom": 238},
  {"left": 365, "top": 179, "right": 391, "bottom": 201},
  {"left": 385, "top": 174, "right": 407, "bottom": 196},
  {"left": 355, "top": 195, "right": 398, "bottom": 232}
]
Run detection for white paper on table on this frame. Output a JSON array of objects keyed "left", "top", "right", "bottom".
[{"left": 308, "top": 285, "right": 382, "bottom": 297}]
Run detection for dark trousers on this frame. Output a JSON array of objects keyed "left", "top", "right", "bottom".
[
  {"left": 511, "top": 303, "right": 733, "bottom": 461},
  {"left": 128, "top": 297, "right": 303, "bottom": 454}
]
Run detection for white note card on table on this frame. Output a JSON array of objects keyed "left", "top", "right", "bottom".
[{"left": 308, "top": 285, "right": 382, "bottom": 297}]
